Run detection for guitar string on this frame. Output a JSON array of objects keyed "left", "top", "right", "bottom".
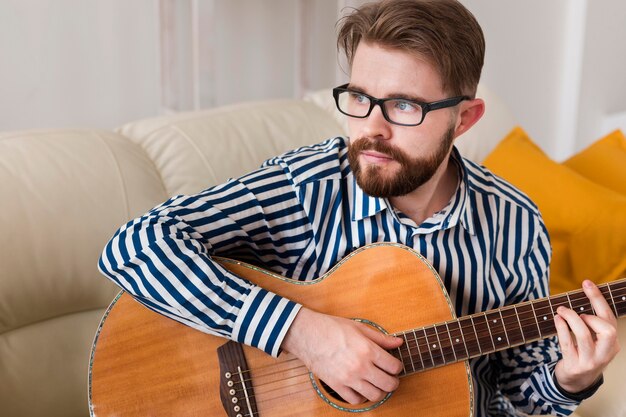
[
  {"left": 394, "top": 288, "right": 626, "bottom": 347},
  {"left": 232, "top": 290, "right": 626, "bottom": 407},
  {"left": 226, "top": 296, "right": 626, "bottom": 399},
  {"left": 229, "top": 292, "right": 626, "bottom": 387},
  {"left": 230, "top": 290, "right": 626, "bottom": 382},
  {"left": 223, "top": 295, "right": 626, "bottom": 409},
  {"left": 395, "top": 294, "right": 626, "bottom": 368},
  {"left": 236, "top": 371, "right": 312, "bottom": 396},
  {"left": 396, "top": 292, "right": 626, "bottom": 347},
  {"left": 228, "top": 292, "right": 624, "bottom": 404}
]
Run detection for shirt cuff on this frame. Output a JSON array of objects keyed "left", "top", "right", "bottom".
[
  {"left": 231, "top": 286, "right": 302, "bottom": 357},
  {"left": 553, "top": 372, "right": 604, "bottom": 402}
]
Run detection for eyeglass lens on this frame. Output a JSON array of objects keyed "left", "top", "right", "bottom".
[{"left": 337, "top": 91, "right": 424, "bottom": 125}]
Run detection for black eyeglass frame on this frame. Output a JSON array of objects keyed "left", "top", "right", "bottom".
[{"left": 332, "top": 83, "right": 471, "bottom": 126}]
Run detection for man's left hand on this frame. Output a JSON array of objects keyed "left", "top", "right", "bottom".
[{"left": 554, "top": 280, "right": 621, "bottom": 394}]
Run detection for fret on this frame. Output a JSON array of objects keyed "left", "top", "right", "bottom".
[
  {"left": 547, "top": 297, "right": 555, "bottom": 318},
  {"left": 613, "top": 281, "right": 626, "bottom": 317},
  {"left": 503, "top": 305, "right": 525, "bottom": 346},
  {"left": 529, "top": 301, "right": 543, "bottom": 338},
  {"left": 424, "top": 326, "right": 446, "bottom": 367},
  {"left": 444, "top": 322, "right": 458, "bottom": 363},
  {"left": 533, "top": 299, "right": 556, "bottom": 336},
  {"left": 605, "top": 285, "right": 618, "bottom": 317},
  {"left": 497, "top": 310, "right": 511, "bottom": 346},
  {"left": 434, "top": 323, "right": 456, "bottom": 364},
  {"left": 422, "top": 328, "right": 436, "bottom": 368},
  {"left": 471, "top": 314, "right": 494, "bottom": 353},
  {"left": 401, "top": 333, "right": 414, "bottom": 373},
  {"left": 515, "top": 303, "right": 540, "bottom": 341},
  {"left": 459, "top": 317, "right": 481, "bottom": 358},
  {"left": 565, "top": 292, "right": 574, "bottom": 310},
  {"left": 412, "top": 329, "right": 425, "bottom": 370},
  {"left": 447, "top": 320, "right": 469, "bottom": 361}
]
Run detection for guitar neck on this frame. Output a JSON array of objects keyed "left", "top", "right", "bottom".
[{"left": 394, "top": 278, "right": 626, "bottom": 376}]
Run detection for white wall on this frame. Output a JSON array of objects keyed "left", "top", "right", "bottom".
[
  {"left": 461, "top": 0, "right": 574, "bottom": 159},
  {"left": 461, "top": 0, "right": 626, "bottom": 159},
  {"left": 0, "top": 0, "right": 160, "bottom": 131},
  {"left": 577, "top": 0, "right": 626, "bottom": 151},
  {"left": 1, "top": 0, "right": 625, "bottom": 160}
]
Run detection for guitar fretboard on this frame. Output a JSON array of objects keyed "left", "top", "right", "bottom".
[{"left": 392, "top": 279, "right": 626, "bottom": 376}]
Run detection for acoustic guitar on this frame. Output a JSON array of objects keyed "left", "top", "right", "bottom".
[{"left": 89, "top": 243, "right": 626, "bottom": 416}]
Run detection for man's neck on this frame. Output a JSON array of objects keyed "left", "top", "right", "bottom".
[{"left": 388, "top": 155, "right": 459, "bottom": 226}]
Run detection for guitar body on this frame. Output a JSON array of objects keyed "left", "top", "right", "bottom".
[{"left": 89, "top": 243, "right": 473, "bottom": 416}]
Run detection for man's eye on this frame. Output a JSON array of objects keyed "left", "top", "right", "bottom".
[
  {"left": 350, "top": 93, "right": 369, "bottom": 104},
  {"left": 394, "top": 100, "right": 418, "bottom": 112}
]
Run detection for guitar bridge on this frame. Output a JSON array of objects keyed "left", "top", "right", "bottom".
[{"left": 217, "top": 341, "right": 259, "bottom": 417}]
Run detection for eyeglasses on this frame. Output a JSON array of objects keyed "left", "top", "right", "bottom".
[{"left": 332, "top": 83, "right": 470, "bottom": 126}]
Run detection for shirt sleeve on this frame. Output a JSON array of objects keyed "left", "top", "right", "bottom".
[
  {"left": 98, "top": 163, "right": 313, "bottom": 357},
  {"left": 492, "top": 218, "right": 581, "bottom": 416}
]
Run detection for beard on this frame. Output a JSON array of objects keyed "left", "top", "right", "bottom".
[{"left": 348, "top": 125, "right": 456, "bottom": 198}]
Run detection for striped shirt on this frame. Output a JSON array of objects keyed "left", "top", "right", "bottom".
[{"left": 99, "top": 137, "right": 579, "bottom": 416}]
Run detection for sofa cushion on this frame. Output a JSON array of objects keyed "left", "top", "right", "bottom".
[
  {"left": 0, "top": 129, "right": 168, "bottom": 416},
  {"left": 563, "top": 130, "right": 626, "bottom": 196},
  {"left": 482, "top": 127, "right": 626, "bottom": 294}
]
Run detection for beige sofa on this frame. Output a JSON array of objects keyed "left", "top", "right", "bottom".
[{"left": 0, "top": 88, "right": 623, "bottom": 417}]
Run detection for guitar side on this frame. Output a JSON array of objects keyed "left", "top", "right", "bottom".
[{"left": 89, "top": 243, "right": 473, "bottom": 416}]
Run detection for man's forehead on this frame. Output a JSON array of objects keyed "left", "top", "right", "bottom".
[{"left": 349, "top": 41, "right": 445, "bottom": 99}]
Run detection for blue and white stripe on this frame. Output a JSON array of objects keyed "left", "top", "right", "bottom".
[{"left": 99, "top": 137, "right": 578, "bottom": 416}]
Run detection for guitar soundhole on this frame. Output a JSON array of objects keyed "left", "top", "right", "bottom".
[{"left": 319, "top": 379, "right": 348, "bottom": 403}]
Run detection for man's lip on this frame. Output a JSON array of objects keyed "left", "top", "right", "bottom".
[{"left": 362, "top": 150, "right": 393, "bottom": 160}]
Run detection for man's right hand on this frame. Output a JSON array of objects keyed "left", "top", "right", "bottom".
[{"left": 281, "top": 307, "right": 404, "bottom": 404}]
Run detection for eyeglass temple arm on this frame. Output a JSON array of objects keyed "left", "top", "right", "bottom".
[{"left": 426, "top": 96, "right": 471, "bottom": 111}]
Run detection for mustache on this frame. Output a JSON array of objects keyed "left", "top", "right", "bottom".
[{"left": 349, "top": 138, "right": 410, "bottom": 164}]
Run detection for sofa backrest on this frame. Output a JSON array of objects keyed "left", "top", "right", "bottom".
[{"left": 117, "top": 99, "right": 344, "bottom": 196}]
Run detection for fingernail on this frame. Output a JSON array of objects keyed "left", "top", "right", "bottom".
[{"left": 583, "top": 280, "right": 594, "bottom": 289}]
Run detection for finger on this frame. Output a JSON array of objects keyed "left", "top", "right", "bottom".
[
  {"left": 580, "top": 314, "right": 619, "bottom": 358},
  {"left": 582, "top": 280, "right": 617, "bottom": 322},
  {"left": 554, "top": 314, "right": 578, "bottom": 360},
  {"left": 334, "top": 385, "right": 365, "bottom": 405},
  {"left": 359, "top": 324, "right": 403, "bottom": 349},
  {"left": 557, "top": 306, "right": 594, "bottom": 359},
  {"left": 354, "top": 379, "right": 387, "bottom": 403},
  {"left": 358, "top": 325, "right": 404, "bottom": 375},
  {"left": 365, "top": 364, "right": 401, "bottom": 392},
  {"left": 579, "top": 314, "right": 618, "bottom": 336}
]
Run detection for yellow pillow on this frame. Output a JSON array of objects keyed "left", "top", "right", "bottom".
[
  {"left": 482, "top": 127, "right": 626, "bottom": 294},
  {"left": 563, "top": 130, "right": 626, "bottom": 196}
]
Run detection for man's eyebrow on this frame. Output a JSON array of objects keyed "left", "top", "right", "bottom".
[{"left": 346, "top": 83, "right": 428, "bottom": 102}]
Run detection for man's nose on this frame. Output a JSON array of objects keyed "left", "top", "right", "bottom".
[{"left": 361, "top": 103, "right": 391, "bottom": 140}]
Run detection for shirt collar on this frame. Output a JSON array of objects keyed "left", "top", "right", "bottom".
[
  {"left": 350, "top": 172, "right": 388, "bottom": 221},
  {"left": 349, "top": 146, "right": 476, "bottom": 235},
  {"left": 444, "top": 147, "right": 476, "bottom": 235}
]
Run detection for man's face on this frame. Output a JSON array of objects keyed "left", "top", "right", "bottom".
[{"left": 346, "top": 42, "right": 458, "bottom": 197}]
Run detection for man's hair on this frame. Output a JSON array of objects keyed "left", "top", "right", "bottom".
[{"left": 337, "top": 0, "right": 485, "bottom": 97}]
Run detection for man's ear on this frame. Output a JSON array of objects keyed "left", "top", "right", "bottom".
[{"left": 453, "top": 98, "right": 485, "bottom": 138}]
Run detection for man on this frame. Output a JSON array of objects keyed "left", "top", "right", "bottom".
[{"left": 99, "top": 0, "right": 620, "bottom": 415}]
